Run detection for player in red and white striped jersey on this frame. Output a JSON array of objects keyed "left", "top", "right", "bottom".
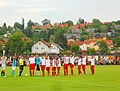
[
  {"left": 90, "top": 56, "right": 95, "bottom": 75},
  {"left": 63, "top": 54, "right": 69, "bottom": 76},
  {"left": 82, "top": 55, "right": 87, "bottom": 74},
  {"left": 78, "top": 56, "right": 82, "bottom": 75},
  {"left": 45, "top": 56, "right": 50, "bottom": 76},
  {"left": 29, "top": 54, "right": 35, "bottom": 76},
  {"left": 41, "top": 56, "right": 46, "bottom": 76},
  {"left": 56, "top": 56, "right": 61, "bottom": 76},
  {"left": 51, "top": 56, "right": 56, "bottom": 76},
  {"left": 69, "top": 55, "right": 75, "bottom": 76}
]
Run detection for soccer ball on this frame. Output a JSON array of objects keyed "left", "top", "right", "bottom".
[{"left": 25, "top": 74, "right": 28, "bottom": 77}]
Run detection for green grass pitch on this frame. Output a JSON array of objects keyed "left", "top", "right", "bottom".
[{"left": 0, "top": 65, "right": 120, "bottom": 91}]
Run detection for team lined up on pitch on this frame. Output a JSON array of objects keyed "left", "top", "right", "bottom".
[{"left": 1, "top": 54, "right": 95, "bottom": 77}]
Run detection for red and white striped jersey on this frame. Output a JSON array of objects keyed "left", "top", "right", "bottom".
[
  {"left": 90, "top": 58, "right": 95, "bottom": 65},
  {"left": 45, "top": 59, "right": 50, "bottom": 67},
  {"left": 64, "top": 57, "right": 69, "bottom": 64},
  {"left": 82, "top": 57, "right": 86, "bottom": 65},
  {"left": 78, "top": 58, "right": 82, "bottom": 65},
  {"left": 52, "top": 59, "right": 56, "bottom": 67},
  {"left": 41, "top": 58, "right": 46, "bottom": 66},
  {"left": 57, "top": 58, "right": 61, "bottom": 67},
  {"left": 70, "top": 57, "right": 75, "bottom": 65}
]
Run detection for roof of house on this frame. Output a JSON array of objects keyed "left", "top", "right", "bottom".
[
  {"left": 40, "top": 39, "right": 51, "bottom": 47},
  {"left": 51, "top": 43, "right": 63, "bottom": 51},
  {"left": 67, "top": 41, "right": 84, "bottom": 46},
  {"left": 84, "top": 39, "right": 96, "bottom": 44},
  {"left": 40, "top": 39, "right": 63, "bottom": 50},
  {"left": 67, "top": 39, "right": 97, "bottom": 46},
  {"left": 104, "top": 40, "right": 113, "bottom": 43}
]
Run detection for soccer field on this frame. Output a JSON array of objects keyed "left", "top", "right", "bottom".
[{"left": 0, "top": 65, "right": 120, "bottom": 91}]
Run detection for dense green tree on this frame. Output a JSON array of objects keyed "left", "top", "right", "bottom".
[
  {"left": 41, "top": 19, "right": 51, "bottom": 25},
  {"left": 8, "top": 26, "right": 13, "bottom": 33},
  {"left": 63, "top": 20, "right": 74, "bottom": 26},
  {"left": 97, "top": 40, "right": 108, "bottom": 54},
  {"left": 99, "top": 47, "right": 108, "bottom": 55},
  {"left": 14, "top": 22, "right": 23, "bottom": 30},
  {"left": 79, "top": 35, "right": 88, "bottom": 41},
  {"left": 97, "top": 40, "right": 107, "bottom": 48},
  {"left": 77, "top": 18, "right": 85, "bottom": 24},
  {"left": 92, "top": 18, "right": 101, "bottom": 24},
  {"left": 54, "top": 27, "right": 68, "bottom": 49},
  {"left": 113, "top": 38, "right": 120, "bottom": 47},
  {"left": 39, "top": 30, "right": 48, "bottom": 41},
  {"left": 80, "top": 30, "right": 89, "bottom": 41},
  {"left": 24, "top": 26, "right": 33, "bottom": 37},
  {"left": 116, "top": 20, "right": 120, "bottom": 25},
  {"left": 0, "top": 23, "right": 8, "bottom": 35},
  {"left": 88, "top": 48, "right": 96, "bottom": 55},
  {"left": 71, "top": 45, "right": 79, "bottom": 55},
  {"left": 99, "top": 25, "right": 108, "bottom": 33},
  {"left": 22, "top": 18, "right": 25, "bottom": 30},
  {"left": 49, "top": 35, "right": 55, "bottom": 42},
  {"left": 27, "top": 20, "right": 34, "bottom": 27},
  {"left": 5, "top": 31, "right": 31, "bottom": 54}
]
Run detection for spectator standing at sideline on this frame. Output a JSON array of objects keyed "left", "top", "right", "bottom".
[{"left": 1, "top": 55, "right": 7, "bottom": 77}]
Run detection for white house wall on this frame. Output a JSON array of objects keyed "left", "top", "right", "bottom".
[
  {"left": 50, "top": 44, "right": 60, "bottom": 54},
  {"left": 79, "top": 43, "right": 88, "bottom": 50},
  {"left": 31, "top": 42, "right": 60, "bottom": 54},
  {"left": 31, "top": 41, "right": 51, "bottom": 54}
]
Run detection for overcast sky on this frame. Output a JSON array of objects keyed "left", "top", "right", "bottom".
[{"left": 0, "top": 0, "right": 119, "bottom": 26}]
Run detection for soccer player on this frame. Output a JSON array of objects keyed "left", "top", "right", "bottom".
[
  {"left": 78, "top": 56, "right": 82, "bottom": 75},
  {"left": 63, "top": 54, "right": 69, "bottom": 76},
  {"left": 45, "top": 56, "right": 50, "bottom": 76},
  {"left": 41, "top": 56, "right": 46, "bottom": 76},
  {"left": 11, "top": 56, "right": 17, "bottom": 77},
  {"left": 29, "top": 54, "right": 35, "bottom": 76},
  {"left": 56, "top": 56, "right": 61, "bottom": 76},
  {"left": 35, "top": 54, "right": 41, "bottom": 76},
  {"left": 82, "top": 55, "right": 87, "bottom": 74},
  {"left": 69, "top": 55, "right": 75, "bottom": 76},
  {"left": 90, "top": 56, "right": 95, "bottom": 75},
  {"left": 19, "top": 55, "right": 24, "bottom": 76},
  {"left": 1, "top": 55, "right": 7, "bottom": 77},
  {"left": 51, "top": 56, "right": 56, "bottom": 76}
]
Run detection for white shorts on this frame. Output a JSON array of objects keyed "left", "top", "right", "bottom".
[
  {"left": 12, "top": 66, "right": 16, "bottom": 70},
  {"left": 2, "top": 64, "right": 6, "bottom": 70}
]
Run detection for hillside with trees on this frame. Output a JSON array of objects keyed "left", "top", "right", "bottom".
[{"left": 0, "top": 18, "right": 120, "bottom": 55}]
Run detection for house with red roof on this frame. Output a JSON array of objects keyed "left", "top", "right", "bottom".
[{"left": 31, "top": 39, "right": 63, "bottom": 54}]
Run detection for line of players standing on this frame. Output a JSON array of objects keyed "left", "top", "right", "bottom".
[
  {"left": 0, "top": 54, "right": 95, "bottom": 77},
  {"left": 27, "top": 54, "right": 95, "bottom": 77}
]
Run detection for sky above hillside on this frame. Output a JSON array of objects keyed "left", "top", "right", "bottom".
[{"left": 0, "top": 0, "right": 119, "bottom": 26}]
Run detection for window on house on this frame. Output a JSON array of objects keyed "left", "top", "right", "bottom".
[
  {"left": 35, "top": 47, "right": 39, "bottom": 50},
  {"left": 41, "top": 47, "right": 45, "bottom": 50}
]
